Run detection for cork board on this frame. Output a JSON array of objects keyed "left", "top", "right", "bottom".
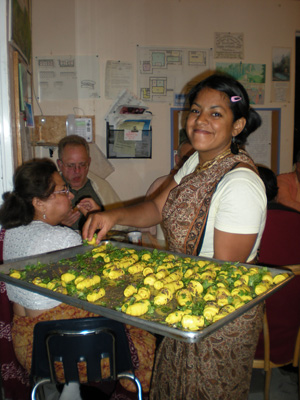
[{"left": 32, "top": 115, "right": 95, "bottom": 145}]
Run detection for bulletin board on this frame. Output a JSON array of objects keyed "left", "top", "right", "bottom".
[
  {"left": 170, "top": 107, "right": 281, "bottom": 173},
  {"left": 106, "top": 123, "right": 152, "bottom": 159}
]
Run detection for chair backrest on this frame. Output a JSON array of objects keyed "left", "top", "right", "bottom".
[
  {"left": 31, "top": 317, "right": 133, "bottom": 384},
  {"left": 259, "top": 208, "right": 300, "bottom": 266},
  {"left": 255, "top": 208, "right": 300, "bottom": 364}
]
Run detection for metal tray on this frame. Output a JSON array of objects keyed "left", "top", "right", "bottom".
[{"left": 0, "top": 241, "right": 294, "bottom": 343}]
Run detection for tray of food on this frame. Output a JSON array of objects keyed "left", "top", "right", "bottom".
[{"left": 0, "top": 240, "right": 293, "bottom": 343}]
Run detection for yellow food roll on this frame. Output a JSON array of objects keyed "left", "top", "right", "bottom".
[
  {"left": 155, "top": 269, "right": 170, "bottom": 280},
  {"left": 254, "top": 283, "right": 269, "bottom": 295},
  {"left": 176, "top": 289, "right": 193, "bottom": 306},
  {"left": 187, "top": 280, "right": 203, "bottom": 296},
  {"left": 165, "top": 310, "right": 191, "bottom": 324},
  {"left": 53, "top": 286, "right": 67, "bottom": 295},
  {"left": 164, "top": 280, "right": 184, "bottom": 294},
  {"left": 61, "top": 272, "right": 76, "bottom": 284},
  {"left": 161, "top": 270, "right": 183, "bottom": 284},
  {"left": 76, "top": 275, "right": 101, "bottom": 290},
  {"left": 212, "top": 313, "right": 228, "bottom": 322},
  {"left": 153, "top": 288, "right": 173, "bottom": 306},
  {"left": 74, "top": 276, "right": 85, "bottom": 285},
  {"left": 273, "top": 273, "right": 289, "bottom": 284},
  {"left": 124, "top": 285, "right": 138, "bottom": 297},
  {"left": 203, "top": 304, "right": 219, "bottom": 321},
  {"left": 141, "top": 253, "right": 151, "bottom": 261},
  {"left": 181, "top": 315, "right": 205, "bottom": 330},
  {"left": 143, "top": 267, "right": 154, "bottom": 277},
  {"left": 87, "top": 288, "right": 105, "bottom": 302},
  {"left": 137, "top": 287, "right": 151, "bottom": 300},
  {"left": 32, "top": 277, "right": 47, "bottom": 288},
  {"left": 184, "top": 269, "right": 195, "bottom": 279},
  {"left": 125, "top": 300, "right": 150, "bottom": 316},
  {"left": 91, "top": 244, "right": 107, "bottom": 253},
  {"left": 47, "top": 280, "right": 60, "bottom": 290},
  {"left": 144, "top": 274, "right": 157, "bottom": 286},
  {"left": 157, "top": 262, "right": 174, "bottom": 271},
  {"left": 87, "top": 236, "right": 97, "bottom": 246},
  {"left": 92, "top": 252, "right": 106, "bottom": 259},
  {"left": 200, "top": 271, "right": 216, "bottom": 280},
  {"left": 247, "top": 267, "right": 259, "bottom": 275},
  {"left": 203, "top": 292, "right": 216, "bottom": 301},
  {"left": 231, "top": 285, "right": 251, "bottom": 297},
  {"left": 9, "top": 271, "right": 21, "bottom": 279},
  {"left": 153, "top": 280, "right": 164, "bottom": 290},
  {"left": 232, "top": 296, "right": 245, "bottom": 309},
  {"left": 107, "top": 269, "right": 124, "bottom": 280},
  {"left": 128, "top": 262, "right": 145, "bottom": 275}
]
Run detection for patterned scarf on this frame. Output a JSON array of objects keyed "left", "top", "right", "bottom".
[{"left": 162, "top": 149, "right": 257, "bottom": 255}]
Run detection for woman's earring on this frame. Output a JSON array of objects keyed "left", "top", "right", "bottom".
[
  {"left": 43, "top": 210, "right": 46, "bottom": 220},
  {"left": 231, "top": 136, "right": 239, "bottom": 155}
]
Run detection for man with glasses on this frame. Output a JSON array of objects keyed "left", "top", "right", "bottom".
[{"left": 57, "top": 135, "right": 104, "bottom": 231}]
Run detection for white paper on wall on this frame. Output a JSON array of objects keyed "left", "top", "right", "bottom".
[{"left": 35, "top": 55, "right": 100, "bottom": 101}]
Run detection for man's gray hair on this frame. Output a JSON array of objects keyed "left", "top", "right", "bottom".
[{"left": 58, "top": 135, "right": 90, "bottom": 159}]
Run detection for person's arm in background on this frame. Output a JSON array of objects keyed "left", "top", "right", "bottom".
[
  {"left": 277, "top": 173, "right": 300, "bottom": 212},
  {"left": 82, "top": 178, "right": 178, "bottom": 243}
]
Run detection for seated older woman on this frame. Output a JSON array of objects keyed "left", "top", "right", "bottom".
[{"left": 0, "top": 158, "right": 155, "bottom": 400}]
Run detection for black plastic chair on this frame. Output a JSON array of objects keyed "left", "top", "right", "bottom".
[{"left": 31, "top": 317, "right": 142, "bottom": 400}]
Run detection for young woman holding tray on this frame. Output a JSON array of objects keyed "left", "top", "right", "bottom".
[{"left": 83, "top": 73, "right": 267, "bottom": 399}]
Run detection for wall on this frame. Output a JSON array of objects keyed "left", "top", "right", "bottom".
[{"left": 32, "top": 0, "right": 300, "bottom": 201}]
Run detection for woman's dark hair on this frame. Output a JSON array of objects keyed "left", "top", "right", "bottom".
[
  {"left": 257, "top": 165, "right": 278, "bottom": 202},
  {"left": 188, "top": 73, "right": 262, "bottom": 147},
  {"left": 0, "top": 158, "right": 57, "bottom": 229}
]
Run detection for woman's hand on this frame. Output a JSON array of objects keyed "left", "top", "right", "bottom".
[{"left": 82, "top": 210, "right": 119, "bottom": 244}]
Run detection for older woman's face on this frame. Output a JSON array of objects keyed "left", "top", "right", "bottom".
[
  {"left": 186, "top": 88, "right": 244, "bottom": 163},
  {"left": 41, "top": 172, "right": 74, "bottom": 225}
]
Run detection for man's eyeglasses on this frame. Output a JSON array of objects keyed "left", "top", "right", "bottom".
[
  {"left": 53, "top": 185, "right": 70, "bottom": 196},
  {"left": 60, "top": 161, "right": 89, "bottom": 171}
]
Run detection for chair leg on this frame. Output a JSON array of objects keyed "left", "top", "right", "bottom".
[
  {"left": 117, "top": 372, "right": 143, "bottom": 400},
  {"left": 264, "top": 369, "right": 271, "bottom": 400},
  {"left": 31, "top": 378, "right": 51, "bottom": 400}
]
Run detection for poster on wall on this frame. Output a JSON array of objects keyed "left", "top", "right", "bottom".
[
  {"left": 35, "top": 55, "right": 101, "bottom": 101},
  {"left": 214, "top": 32, "right": 244, "bottom": 59},
  {"left": 9, "top": 0, "right": 32, "bottom": 65},
  {"left": 105, "top": 60, "right": 134, "bottom": 100},
  {"left": 137, "top": 46, "right": 213, "bottom": 104},
  {"left": 271, "top": 47, "right": 291, "bottom": 103},
  {"left": 215, "top": 62, "right": 266, "bottom": 105}
]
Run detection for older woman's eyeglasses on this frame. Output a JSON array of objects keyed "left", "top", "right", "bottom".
[
  {"left": 60, "top": 161, "right": 89, "bottom": 171},
  {"left": 53, "top": 186, "right": 70, "bottom": 196}
]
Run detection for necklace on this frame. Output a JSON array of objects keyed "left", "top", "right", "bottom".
[{"left": 195, "top": 148, "right": 232, "bottom": 173}]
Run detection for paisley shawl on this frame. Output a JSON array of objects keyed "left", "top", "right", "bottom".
[{"left": 162, "top": 149, "right": 257, "bottom": 255}]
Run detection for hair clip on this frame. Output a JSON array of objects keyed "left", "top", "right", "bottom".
[{"left": 231, "top": 96, "right": 242, "bottom": 102}]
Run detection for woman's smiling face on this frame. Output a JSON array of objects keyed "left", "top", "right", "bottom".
[{"left": 186, "top": 88, "right": 244, "bottom": 164}]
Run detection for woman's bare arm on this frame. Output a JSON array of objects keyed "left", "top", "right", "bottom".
[
  {"left": 82, "top": 178, "right": 178, "bottom": 243},
  {"left": 214, "top": 229, "right": 257, "bottom": 263}
]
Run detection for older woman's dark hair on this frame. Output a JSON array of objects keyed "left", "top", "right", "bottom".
[
  {"left": 0, "top": 158, "right": 57, "bottom": 229},
  {"left": 188, "top": 74, "right": 262, "bottom": 149},
  {"left": 257, "top": 165, "right": 278, "bottom": 202}
]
